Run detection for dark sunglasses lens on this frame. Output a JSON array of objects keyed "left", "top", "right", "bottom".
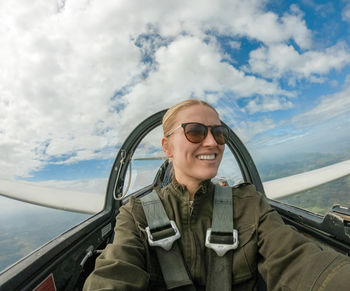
[
  {"left": 184, "top": 124, "right": 206, "bottom": 143},
  {"left": 212, "top": 126, "right": 227, "bottom": 145}
]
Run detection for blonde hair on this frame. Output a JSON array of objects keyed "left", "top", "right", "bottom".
[{"left": 162, "top": 99, "right": 219, "bottom": 136}]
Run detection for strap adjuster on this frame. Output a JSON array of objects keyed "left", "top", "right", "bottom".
[
  {"left": 145, "top": 220, "right": 181, "bottom": 251},
  {"left": 205, "top": 228, "right": 239, "bottom": 256}
]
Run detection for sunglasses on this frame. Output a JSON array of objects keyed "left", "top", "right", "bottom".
[{"left": 166, "top": 122, "right": 228, "bottom": 145}]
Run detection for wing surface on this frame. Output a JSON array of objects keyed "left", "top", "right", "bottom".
[
  {"left": 1, "top": 159, "right": 349, "bottom": 213},
  {"left": 263, "top": 159, "right": 350, "bottom": 199},
  {"left": 0, "top": 179, "right": 104, "bottom": 214}
]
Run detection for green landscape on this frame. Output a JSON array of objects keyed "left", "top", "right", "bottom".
[{"left": 278, "top": 174, "right": 350, "bottom": 215}]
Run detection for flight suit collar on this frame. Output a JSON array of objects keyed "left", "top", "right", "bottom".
[{"left": 170, "top": 177, "right": 212, "bottom": 201}]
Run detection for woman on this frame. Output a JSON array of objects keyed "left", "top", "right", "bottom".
[{"left": 84, "top": 100, "right": 350, "bottom": 290}]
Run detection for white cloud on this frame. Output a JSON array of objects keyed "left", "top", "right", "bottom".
[
  {"left": 229, "top": 41, "right": 241, "bottom": 49},
  {"left": 247, "top": 42, "right": 350, "bottom": 83},
  {"left": 0, "top": 0, "right": 144, "bottom": 178},
  {"left": 0, "top": 0, "right": 347, "bottom": 179},
  {"left": 246, "top": 82, "right": 350, "bottom": 159},
  {"left": 301, "top": 1, "right": 335, "bottom": 18},
  {"left": 204, "top": 1, "right": 311, "bottom": 49},
  {"left": 117, "top": 36, "right": 291, "bottom": 130},
  {"left": 342, "top": 3, "right": 350, "bottom": 22},
  {"left": 280, "top": 4, "right": 311, "bottom": 49},
  {"left": 234, "top": 118, "right": 278, "bottom": 142},
  {"left": 246, "top": 96, "right": 294, "bottom": 114},
  {"left": 292, "top": 82, "right": 350, "bottom": 127}
]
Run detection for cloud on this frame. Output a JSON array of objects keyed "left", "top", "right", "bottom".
[
  {"left": 245, "top": 96, "right": 294, "bottom": 114},
  {"left": 0, "top": 0, "right": 348, "bottom": 179},
  {"left": 0, "top": 0, "right": 145, "bottom": 178},
  {"left": 342, "top": 3, "right": 350, "bottom": 22},
  {"left": 234, "top": 118, "right": 278, "bottom": 142},
  {"left": 247, "top": 82, "right": 350, "bottom": 158},
  {"left": 243, "top": 81, "right": 350, "bottom": 159},
  {"left": 247, "top": 42, "right": 350, "bottom": 83},
  {"left": 229, "top": 41, "right": 241, "bottom": 49},
  {"left": 117, "top": 35, "right": 291, "bottom": 130},
  {"left": 292, "top": 82, "right": 350, "bottom": 127},
  {"left": 280, "top": 4, "right": 312, "bottom": 49},
  {"left": 204, "top": 1, "right": 311, "bottom": 49}
]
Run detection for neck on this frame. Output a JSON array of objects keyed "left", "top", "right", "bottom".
[
  {"left": 187, "top": 184, "right": 200, "bottom": 200},
  {"left": 174, "top": 174, "right": 201, "bottom": 200}
]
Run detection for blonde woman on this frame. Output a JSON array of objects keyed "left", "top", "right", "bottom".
[{"left": 84, "top": 100, "right": 350, "bottom": 290}]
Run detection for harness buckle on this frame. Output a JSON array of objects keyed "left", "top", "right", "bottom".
[
  {"left": 145, "top": 220, "right": 181, "bottom": 251},
  {"left": 205, "top": 228, "right": 239, "bottom": 256}
]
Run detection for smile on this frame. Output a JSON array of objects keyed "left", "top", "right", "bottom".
[{"left": 197, "top": 154, "right": 216, "bottom": 160}]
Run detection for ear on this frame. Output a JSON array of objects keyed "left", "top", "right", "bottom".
[{"left": 162, "top": 137, "right": 173, "bottom": 158}]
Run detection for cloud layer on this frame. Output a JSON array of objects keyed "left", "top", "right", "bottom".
[{"left": 1, "top": 0, "right": 350, "bottom": 179}]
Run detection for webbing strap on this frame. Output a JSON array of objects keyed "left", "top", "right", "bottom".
[
  {"left": 156, "top": 244, "right": 196, "bottom": 290},
  {"left": 206, "top": 251, "right": 233, "bottom": 291},
  {"left": 211, "top": 185, "right": 233, "bottom": 234},
  {"left": 206, "top": 185, "right": 234, "bottom": 291},
  {"left": 141, "top": 191, "right": 195, "bottom": 290},
  {"left": 141, "top": 191, "right": 173, "bottom": 231}
]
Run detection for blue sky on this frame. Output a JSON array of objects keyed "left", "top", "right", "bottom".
[{"left": 1, "top": 0, "right": 350, "bottom": 184}]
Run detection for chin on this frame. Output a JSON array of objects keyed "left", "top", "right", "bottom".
[{"left": 197, "top": 170, "right": 218, "bottom": 181}]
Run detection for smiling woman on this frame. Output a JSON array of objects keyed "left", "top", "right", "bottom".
[
  {"left": 161, "top": 100, "right": 225, "bottom": 198},
  {"left": 83, "top": 100, "right": 350, "bottom": 291},
  {"left": 2, "top": 0, "right": 350, "bottom": 289}
]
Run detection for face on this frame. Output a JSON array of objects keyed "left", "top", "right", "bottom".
[{"left": 162, "top": 105, "right": 225, "bottom": 188}]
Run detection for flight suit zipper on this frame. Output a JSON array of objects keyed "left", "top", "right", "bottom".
[
  {"left": 189, "top": 200, "right": 194, "bottom": 216},
  {"left": 188, "top": 199, "right": 200, "bottom": 280}
]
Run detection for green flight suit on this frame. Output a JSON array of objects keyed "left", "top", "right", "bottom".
[{"left": 83, "top": 180, "right": 350, "bottom": 290}]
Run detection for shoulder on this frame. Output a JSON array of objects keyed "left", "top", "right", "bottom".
[
  {"left": 118, "top": 196, "right": 147, "bottom": 226},
  {"left": 120, "top": 186, "right": 174, "bottom": 220},
  {"left": 231, "top": 182, "right": 272, "bottom": 219},
  {"left": 232, "top": 182, "right": 262, "bottom": 198},
  {"left": 119, "top": 195, "right": 141, "bottom": 212}
]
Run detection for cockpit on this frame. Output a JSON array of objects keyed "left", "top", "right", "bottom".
[{"left": 1, "top": 110, "right": 350, "bottom": 290}]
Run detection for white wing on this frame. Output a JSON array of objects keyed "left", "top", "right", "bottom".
[
  {"left": 1, "top": 159, "right": 349, "bottom": 213},
  {"left": 0, "top": 179, "right": 104, "bottom": 214},
  {"left": 263, "top": 159, "right": 350, "bottom": 199}
]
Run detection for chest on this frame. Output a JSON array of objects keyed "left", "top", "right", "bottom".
[{"left": 142, "top": 202, "right": 259, "bottom": 287}]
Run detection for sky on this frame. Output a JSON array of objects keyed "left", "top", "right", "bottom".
[
  {"left": 1, "top": 0, "right": 350, "bottom": 273},
  {"left": 1, "top": 0, "right": 350, "bottom": 185}
]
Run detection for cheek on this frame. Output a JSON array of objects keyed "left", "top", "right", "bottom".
[
  {"left": 217, "top": 145, "right": 225, "bottom": 161},
  {"left": 166, "top": 143, "right": 175, "bottom": 158},
  {"left": 163, "top": 136, "right": 178, "bottom": 157},
  {"left": 172, "top": 144, "right": 198, "bottom": 163}
]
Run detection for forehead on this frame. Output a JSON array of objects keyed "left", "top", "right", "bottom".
[{"left": 175, "top": 105, "right": 220, "bottom": 125}]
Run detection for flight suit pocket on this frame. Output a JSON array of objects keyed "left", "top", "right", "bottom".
[{"left": 232, "top": 224, "right": 257, "bottom": 284}]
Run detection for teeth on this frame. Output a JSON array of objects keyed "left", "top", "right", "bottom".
[{"left": 198, "top": 154, "right": 215, "bottom": 160}]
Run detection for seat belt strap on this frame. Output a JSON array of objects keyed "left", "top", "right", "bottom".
[
  {"left": 212, "top": 185, "right": 233, "bottom": 232},
  {"left": 206, "top": 185, "right": 238, "bottom": 291},
  {"left": 141, "top": 191, "right": 195, "bottom": 290}
]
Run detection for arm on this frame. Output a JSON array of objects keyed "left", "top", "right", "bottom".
[
  {"left": 256, "top": 193, "right": 350, "bottom": 290},
  {"left": 83, "top": 199, "right": 150, "bottom": 291}
]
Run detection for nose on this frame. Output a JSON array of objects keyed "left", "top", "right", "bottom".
[{"left": 202, "top": 129, "right": 217, "bottom": 146}]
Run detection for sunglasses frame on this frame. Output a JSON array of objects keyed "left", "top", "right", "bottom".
[{"left": 166, "top": 122, "right": 228, "bottom": 145}]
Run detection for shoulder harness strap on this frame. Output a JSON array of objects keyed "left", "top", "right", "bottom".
[
  {"left": 205, "top": 184, "right": 238, "bottom": 291},
  {"left": 140, "top": 185, "right": 238, "bottom": 291},
  {"left": 141, "top": 191, "right": 195, "bottom": 290}
]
